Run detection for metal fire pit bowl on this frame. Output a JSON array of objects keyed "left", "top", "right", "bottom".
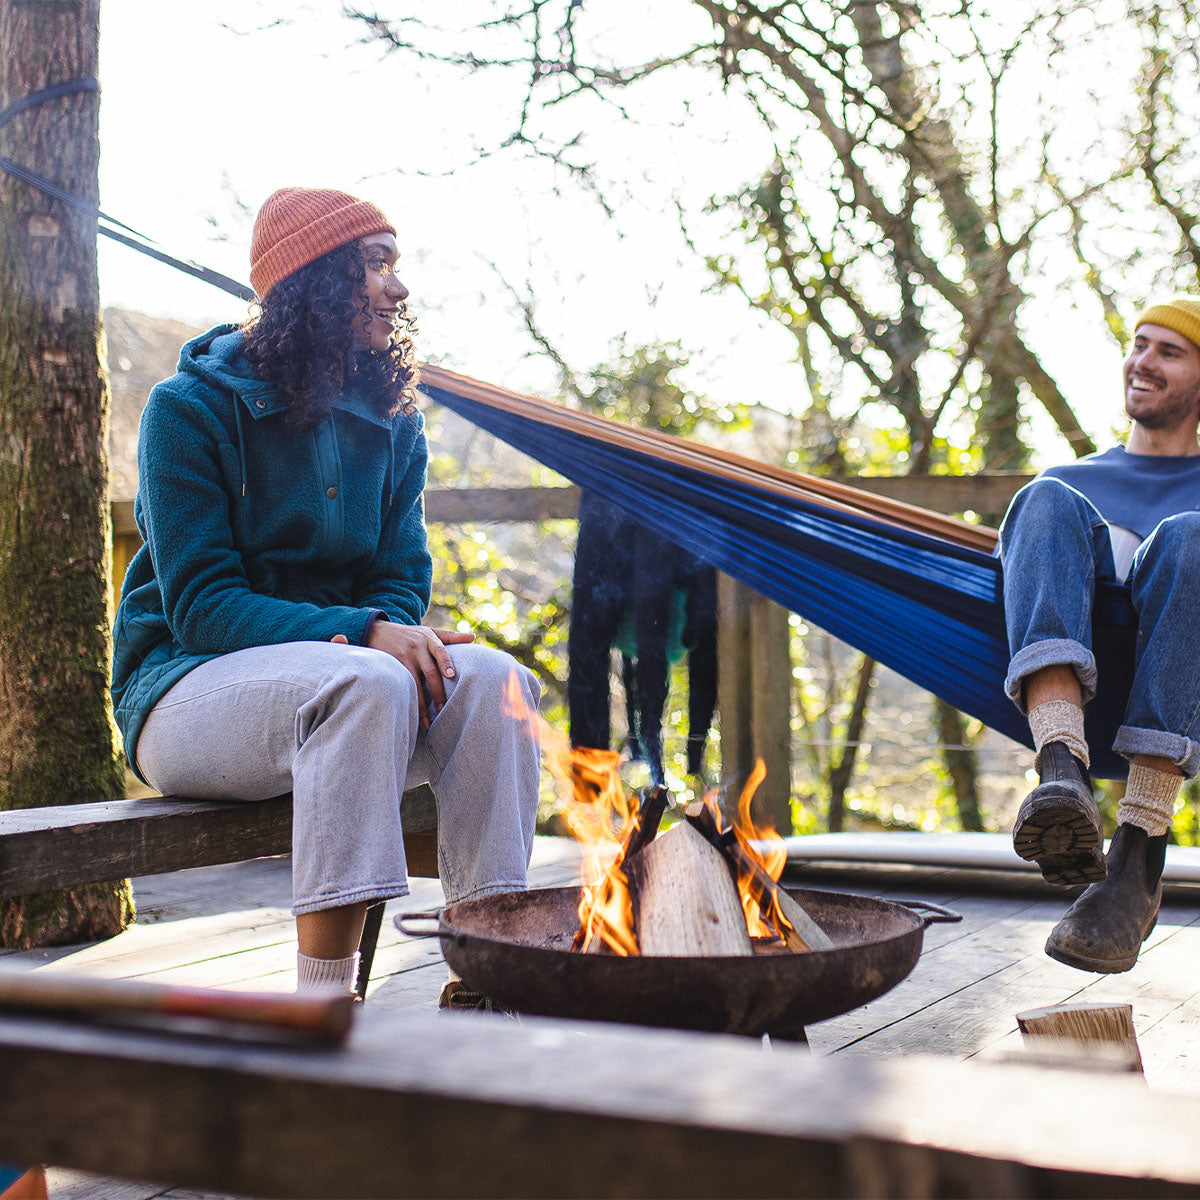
[{"left": 398, "top": 885, "right": 960, "bottom": 1042}]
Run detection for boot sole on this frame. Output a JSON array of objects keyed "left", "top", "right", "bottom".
[
  {"left": 1012, "top": 798, "right": 1106, "bottom": 887},
  {"left": 1044, "top": 937, "right": 1138, "bottom": 973},
  {"left": 1044, "top": 915, "right": 1157, "bottom": 975}
]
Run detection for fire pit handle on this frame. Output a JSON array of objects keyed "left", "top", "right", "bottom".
[
  {"left": 897, "top": 900, "right": 962, "bottom": 926},
  {"left": 393, "top": 910, "right": 445, "bottom": 938}
]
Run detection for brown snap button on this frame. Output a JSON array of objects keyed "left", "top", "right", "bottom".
[{"left": 326, "top": 486, "right": 338, "bottom": 499}]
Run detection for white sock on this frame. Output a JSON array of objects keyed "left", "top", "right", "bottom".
[
  {"left": 1028, "top": 699, "right": 1090, "bottom": 771},
  {"left": 1119, "top": 764, "right": 1182, "bottom": 837},
  {"left": 297, "top": 950, "right": 360, "bottom": 993}
]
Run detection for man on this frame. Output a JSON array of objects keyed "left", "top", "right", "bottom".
[{"left": 1000, "top": 296, "right": 1200, "bottom": 973}]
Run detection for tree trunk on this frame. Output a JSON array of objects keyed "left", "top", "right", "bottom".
[
  {"left": 848, "top": 1, "right": 1097, "bottom": 460},
  {"left": 935, "top": 697, "right": 983, "bottom": 832},
  {"left": 826, "top": 654, "right": 875, "bottom": 833},
  {"left": 0, "top": 0, "right": 133, "bottom": 946}
]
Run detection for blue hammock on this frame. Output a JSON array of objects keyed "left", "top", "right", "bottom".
[{"left": 420, "top": 365, "right": 1136, "bottom": 780}]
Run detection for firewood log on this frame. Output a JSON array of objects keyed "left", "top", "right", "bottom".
[
  {"left": 625, "top": 821, "right": 753, "bottom": 957},
  {"left": 767, "top": 879, "right": 836, "bottom": 953},
  {"left": 682, "top": 801, "right": 834, "bottom": 952},
  {"left": 1016, "top": 1002, "right": 1143, "bottom": 1074}
]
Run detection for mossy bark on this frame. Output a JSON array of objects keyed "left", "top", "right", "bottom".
[{"left": 0, "top": 0, "right": 134, "bottom": 946}]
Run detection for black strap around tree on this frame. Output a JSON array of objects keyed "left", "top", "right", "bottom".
[
  {"left": 0, "top": 76, "right": 256, "bottom": 303},
  {"left": 0, "top": 76, "right": 99, "bottom": 131}
]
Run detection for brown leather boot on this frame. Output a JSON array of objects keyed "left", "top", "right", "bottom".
[
  {"left": 1045, "top": 823, "right": 1167, "bottom": 973},
  {"left": 1012, "top": 741, "right": 1106, "bottom": 886}
]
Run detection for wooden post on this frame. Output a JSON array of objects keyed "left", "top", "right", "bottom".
[
  {"left": 749, "top": 587, "right": 793, "bottom": 833},
  {"left": 716, "top": 573, "right": 793, "bottom": 834},
  {"left": 717, "top": 572, "right": 754, "bottom": 805}
]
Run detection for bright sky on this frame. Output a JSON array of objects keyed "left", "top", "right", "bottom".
[{"left": 95, "top": 1, "right": 1126, "bottom": 463}]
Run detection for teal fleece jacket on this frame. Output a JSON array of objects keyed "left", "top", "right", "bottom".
[{"left": 111, "top": 325, "right": 432, "bottom": 776}]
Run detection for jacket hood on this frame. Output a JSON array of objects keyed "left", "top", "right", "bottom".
[
  {"left": 171, "top": 323, "right": 413, "bottom": 503},
  {"left": 178, "top": 325, "right": 280, "bottom": 407}
]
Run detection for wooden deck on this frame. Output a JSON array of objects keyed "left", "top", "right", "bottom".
[{"left": 3, "top": 838, "right": 1200, "bottom": 1197}]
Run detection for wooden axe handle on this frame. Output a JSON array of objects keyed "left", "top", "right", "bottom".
[{"left": 0, "top": 971, "right": 354, "bottom": 1044}]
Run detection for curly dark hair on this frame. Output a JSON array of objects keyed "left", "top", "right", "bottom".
[{"left": 240, "top": 240, "right": 420, "bottom": 431}]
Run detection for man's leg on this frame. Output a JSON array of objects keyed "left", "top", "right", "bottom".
[
  {"left": 1047, "top": 513, "right": 1200, "bottom": 972},
  {"left": 1001, "top": 479, "right": 1115, "bottom": 884}
]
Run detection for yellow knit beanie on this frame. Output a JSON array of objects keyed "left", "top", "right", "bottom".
[
  {"left": 250, "top": 186, "right": 395, "bottom": 299},
  {"left": 1134, "top": 296, "right": 1200, "bottom": 353}
]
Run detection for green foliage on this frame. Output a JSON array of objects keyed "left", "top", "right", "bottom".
[
  {"left": 788, "top": 619, "right": 934, "bottom": 834},
  {"left": 568, "top": 341, "right": 751, "bottom": 438},
  {"left": 794, "top": 419, "right": 990, "bottom": 482},
  {"left": 1174, "top": 778, "right": 1200, "bottom": 848},
  {"left": 425, "top": 519, "right": 573, "bottom": 726}
]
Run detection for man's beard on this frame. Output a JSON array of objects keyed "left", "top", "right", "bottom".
[{"left": 1126, "top": 382, "right": 1200, "bottom": 430}]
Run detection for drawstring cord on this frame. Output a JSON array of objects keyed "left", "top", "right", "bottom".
[{"left": 233, "top": 398, "right": 249, "bottom": 497}]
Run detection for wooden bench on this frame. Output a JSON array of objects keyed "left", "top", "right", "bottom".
[{"left": 0, "top": 787, "right": 439, "bottom": 999}]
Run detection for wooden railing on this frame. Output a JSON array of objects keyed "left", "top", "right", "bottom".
[
  {"left": 110, "top": 471, "right": 1034, "bottom": 548},
  {"left": 111, "top": 473, "right": 1031, "bottom": 616}
]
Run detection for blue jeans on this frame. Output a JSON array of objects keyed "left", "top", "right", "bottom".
[{"left": 1000, "top": 477, "right": 1200, "bottom": 777}]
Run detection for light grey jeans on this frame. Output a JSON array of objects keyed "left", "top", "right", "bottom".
[{"left": 135, "top": 641, "right": 541, "bottom": 914}]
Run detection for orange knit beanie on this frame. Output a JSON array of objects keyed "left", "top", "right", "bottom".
[
  {"left": 249, "top": 186, "right": 395, "bottom": 298},
  {"left": 1134, "top": 296, "right": 1200, "bottom": 353}
]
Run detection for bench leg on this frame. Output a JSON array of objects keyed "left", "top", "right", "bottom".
[{"left": 355, "top": 902, "right": 386, "bottom": 1001}]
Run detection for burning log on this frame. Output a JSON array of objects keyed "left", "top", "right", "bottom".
[
  {"left": 562, "top": 752, "right": 832, "bottom": 958},
  {"left": 622, "top": 783, "right": 671, "bottom": 859},
  {"left": 683, "top": 801, "right": 834, "bottom": 953},
  {"left": 570, "top": 784, "right": 671, "bottom": 954},
  {"left": 625, "top": 821, "right": 753, "bottom": 957}
]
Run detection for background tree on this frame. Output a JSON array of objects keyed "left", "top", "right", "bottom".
[{"left": 0, "top": 0, "right": 132, "bottom": 945}]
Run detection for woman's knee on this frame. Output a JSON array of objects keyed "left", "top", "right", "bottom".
[
  {"left": 311, "top": 645, "right": 419, "bottom": 721},
  {"left": 446, "top": 643, "right": 541, "bottom": 709}
]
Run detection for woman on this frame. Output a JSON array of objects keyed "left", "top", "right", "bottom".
[{"left": 111, "top": 186, "right": 541, "bottom": 1001}]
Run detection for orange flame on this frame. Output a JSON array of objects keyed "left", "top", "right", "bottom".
[
  {"left": 562, "top": 747, "right": 639, "bottom": 956},
  {"left": 729, "top": 759, "right": 796, "bottom": 945},
  {"left": 545, "top": 725, "right": 796, "bottom": 955},
  {"left": 540, "top": 720, "right": 640, "bottom": 956},
  {"left": 501, "top": 666, "right": 543, "bottom": 747},
  {"left": 502, "top": 670, "right": 644, "bottom": 954}
]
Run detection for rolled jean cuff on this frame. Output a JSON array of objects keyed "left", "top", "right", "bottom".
[
  {"left": 1113, "top": 726, "right": 1200, "bottom": 779},
  {"left": 443, "top": 878, "right": 528, "bottom": 906},
  {"left": 292, "top": 881, "right": 410, "bottom": 917},
  {"left": 1004, "top": 639, "right": 1098, "bottom": 712}
]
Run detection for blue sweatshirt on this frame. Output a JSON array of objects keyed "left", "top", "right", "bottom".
[
  {"left": 1040, "top": 445, "right": 1200, "bottom": 538},
  {"left": 111, "top": 325, "right": 432, "bottom": 776}
]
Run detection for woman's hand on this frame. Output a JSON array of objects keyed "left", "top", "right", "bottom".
[{"left": 357, "top": 622, "right": 474, "bottom": 728}]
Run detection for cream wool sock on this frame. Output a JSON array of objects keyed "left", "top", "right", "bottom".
[
  {"left": 297, "top": 950, "right": 360, "bottom": 994},
  {"left": 1028, "top": 699, "right": 1090, "bottom": 771},
  {"left": 1119, "top": 763, "right": 1182, "bottom": 837}
]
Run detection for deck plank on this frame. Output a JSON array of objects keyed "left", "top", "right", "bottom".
[{"left": 805, "top": 883, "right": 1061, "bottom": 1052}]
